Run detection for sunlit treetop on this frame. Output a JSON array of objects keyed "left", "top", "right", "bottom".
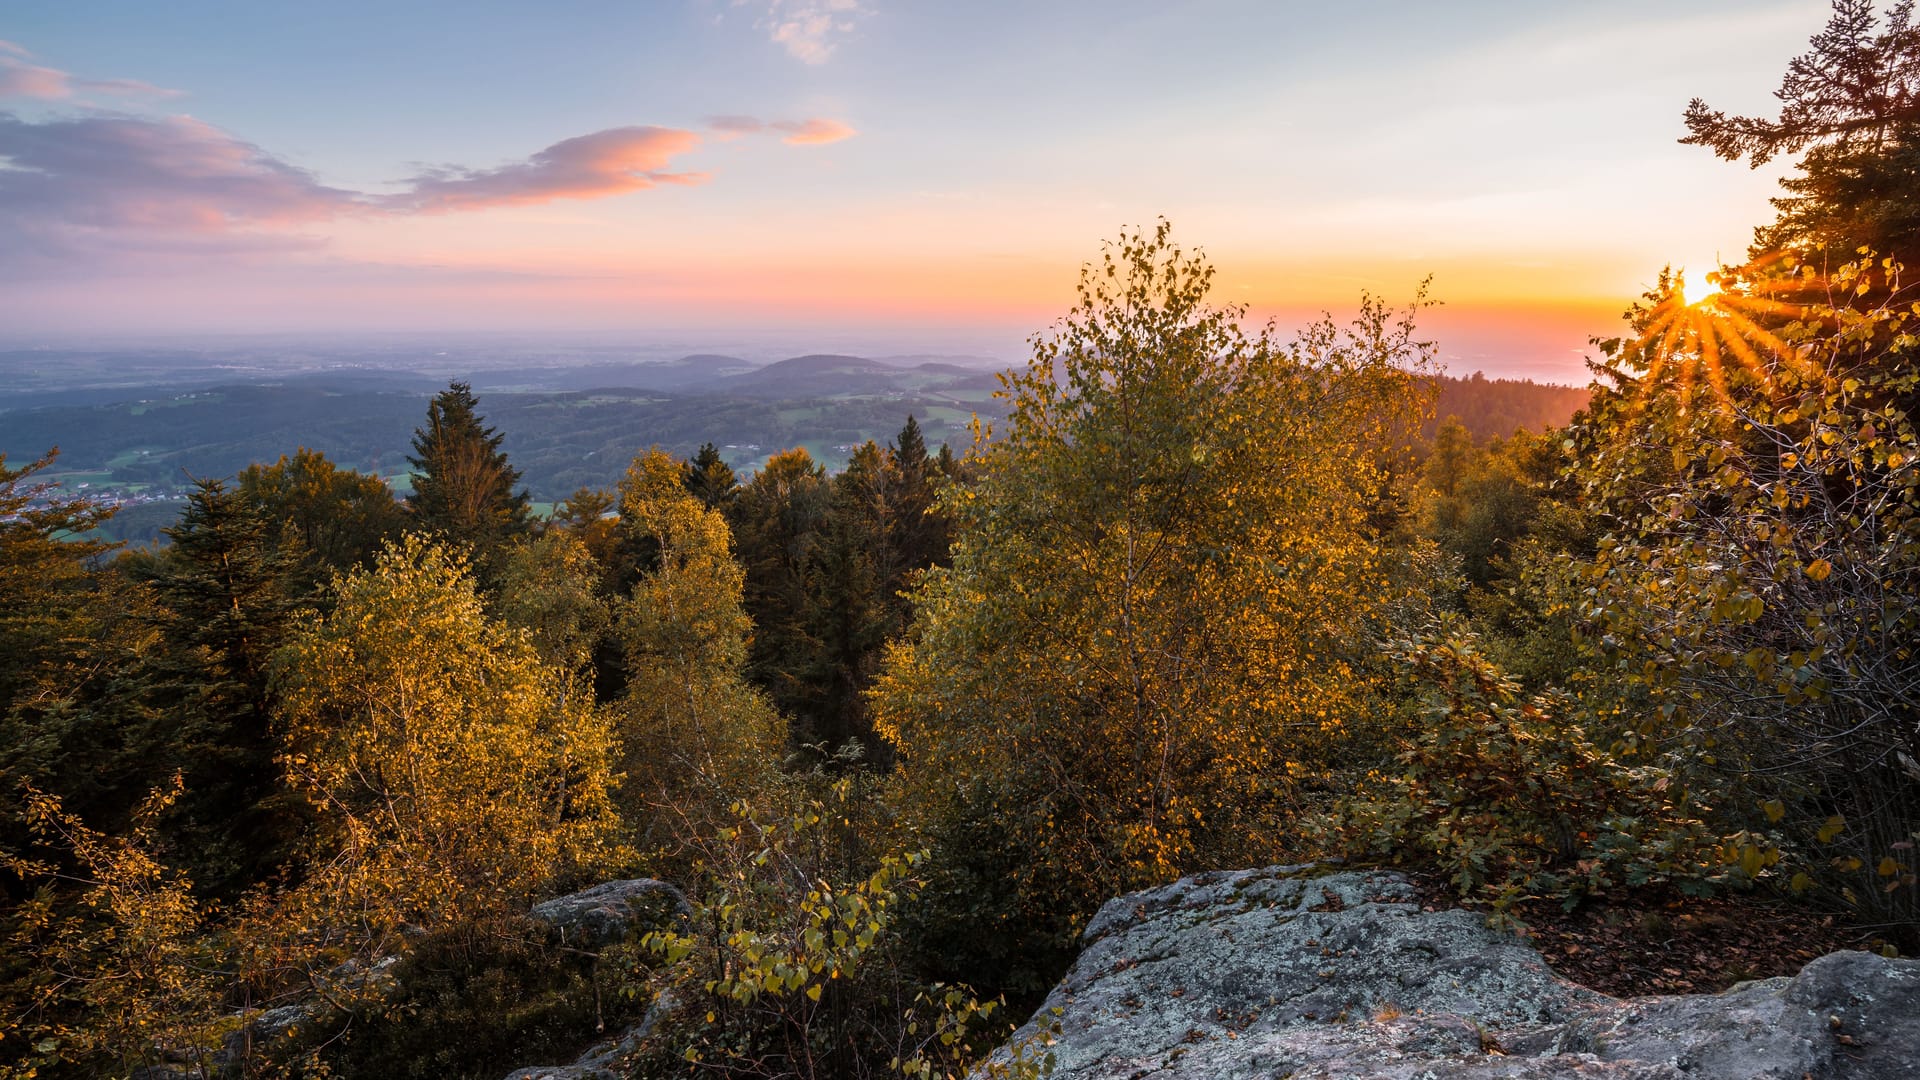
[
  {"left": 1609, "top": 248, "right": 1911, "bottom": 410},
  {"left": 1682, "top": 0, "right": 1920, "bottom": 167},
  {"left": 1683, "top": 1, "right": 1920, "bottom": 265}
]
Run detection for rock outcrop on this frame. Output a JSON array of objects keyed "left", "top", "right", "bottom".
[
  {"left": 989, "top": 865, "right": 1919, "bottom": 1079},
  {"left": 502, "top": 991, "right": 675, "bottom": 1080},
  {"left": 501, "top": 881, "right": 689, "bottom": 1078},
  {"left": 528, "top": 878, "right": 689, "bottom": 947}
]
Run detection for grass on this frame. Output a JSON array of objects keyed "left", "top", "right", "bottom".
[{"left": 105, "top": 448, "right": 163, "bottom": 469}]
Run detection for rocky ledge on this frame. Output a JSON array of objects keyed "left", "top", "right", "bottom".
[{"left": 987, "top": 865, "right": 1918, "bottom": 1079}]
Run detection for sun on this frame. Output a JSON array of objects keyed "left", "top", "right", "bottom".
[
  {"left": 1678, "top": 261, "right": 1722, "bottom": 304},
  {"left": 1628, "top": 253, "right": 1818, "bottom": 407}
]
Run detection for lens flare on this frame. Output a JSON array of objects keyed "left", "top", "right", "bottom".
[
  {"left": 1679, "top": 264, "right": 1721, "bottom": 304},
  {"left": 1627, "top": 253, "right": 1831, "bottom": 409}
]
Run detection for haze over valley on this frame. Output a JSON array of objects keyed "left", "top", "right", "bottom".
[{"left": 5, "top": 4, "right": 1914, "bottom": 1079}]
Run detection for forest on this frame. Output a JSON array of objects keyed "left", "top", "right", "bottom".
[
  {"left": 0, "top": 354, "right": 1584, "bottom": 552},
  {"left": 2, "top": 5, "right": 1917, "bottom": 1078}
]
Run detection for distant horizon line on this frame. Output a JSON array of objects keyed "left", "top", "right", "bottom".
[{"left": 0, "top": 338, "right": 1596, "bottom": 390}]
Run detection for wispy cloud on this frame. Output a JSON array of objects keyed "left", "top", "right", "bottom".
[
  {"left": 0, "top": 42, "right": 183, "bottom": 101},
  {"left": 385, "top": 127, "right": 706, "bottom": 212},
  {"left": 753, "top": 0, "right": 867, "bottom": 64},
  {"left": 0, "top": 59, "right": 69, "bottom": 100},
  {"left": 707, "top": 114, "right": 857, "bottom": 145},
  {"left": 0, "top": 110, "right": 735, "bottom": 270},
  {"left": 0, "top": 37, "right": 844, "bottom": 273},
  {"left": 0, "top": 112, "right": 362, "bottom": 231}
]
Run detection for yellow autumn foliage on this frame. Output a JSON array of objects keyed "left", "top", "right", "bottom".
[
  {"left": 265, "top": 535, "right": 619, "bottom": 978},
  {"left": 872, "top": 223, "right": 1432, "bottom": 906},
  {"left": 614, "top": 449, "right": 786, "bottom": 864}
]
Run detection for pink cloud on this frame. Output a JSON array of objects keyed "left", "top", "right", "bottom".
[
  {"left": 0, "top": 112, "right": 363, "bottom": 236},
  {"left": 384, "top": 126, "right": 706, "bottom": 213},
  {"left": 705, "top": 114, "right": 857, "bottom": 145},
  {"left": 0, "top": 106, "right": 851, "bottom": 274},
  {"left": 757, "top": 0, "right": 867, "bottom": 64},
  {"left": 0, "top": 114, "right": 715, "bottom": 250},
  {"left": 708, "top": 114, "right": 766, "bottom": 137},
  {"left": 775, "top": 117, "right": 856, "bottom": 145},
  {"left": 78, "top": 76, "right": 186, "bottom": 99},
  {"left": 0, "top": 59, "right": 72, "bottom": 100},
  {"left": 0, "top": 44, "right": 183, "bottom": 101}
]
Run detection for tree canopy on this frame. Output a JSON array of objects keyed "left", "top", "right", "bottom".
[
  {"left": 1684, "top": 0, "right": 1920, "bottom": 260},
  {"left": 406, "top": 382, "right": 531, "bottom": 561},
  {"left": 872, "top": 224, "right": 1432, "bottom": 973}
]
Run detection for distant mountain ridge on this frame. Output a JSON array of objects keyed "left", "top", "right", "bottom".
[{"left": 462, "top": 352, "right": 1003, "bottom": 398}]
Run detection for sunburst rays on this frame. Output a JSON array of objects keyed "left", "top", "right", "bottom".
[{"left": 1628, "top": 251, "right": 1836, "bottom": 409}]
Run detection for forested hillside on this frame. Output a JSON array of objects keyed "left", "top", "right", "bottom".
[
  {"left": 1426, "top": 371, "right": 1590, "bottom": 443},
  {"left": 0, "top": 358, "right": 1582, "bottom": 545},
  {"left": 2, "top": 6, "right": 1916, "bottom": 1079}
]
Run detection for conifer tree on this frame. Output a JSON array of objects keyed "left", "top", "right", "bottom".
[
  {"left": 0, "top": 450, "right": 118, "bottom": 712},
  {"left": 728, "top": 448, "right": 830, "bottom": 723},
  {"left": 682, "top": 442, "right": 740, "bottom": 511},
  {"left": 883, "top": 414, "right": 949, "bottom": 587},
  {"left": 406, "top": 382, "right": 530, "bottom": 561},
  {"left": 1683, "top": 0, "right": 1920, "bottom": 262},
  {"left": 135, "top": 477, "right": 305, "bottom": 894},
  {"left": 794, "top": 442, "right": 890, "bottom": 752},
  {"left": 0, "top": 450, "right": 159, "bottom": 852}
]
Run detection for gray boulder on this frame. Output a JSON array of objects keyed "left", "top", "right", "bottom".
[
  {"left": 218, "top": 1003, "right": 318, "bottom": 1064},
  {"left": 987, "top": 865, "right": 1919, "bottom": 1079},
  {"left": 528, "top": 878, "right": 689, "bottom": 947},
  {"left": 502, "top": 990, "right": 676, "bottom": 1080}
]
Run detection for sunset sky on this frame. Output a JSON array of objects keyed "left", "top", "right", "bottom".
[{"left": 0, "top": 1, "right": 1824, "bottom": 380}]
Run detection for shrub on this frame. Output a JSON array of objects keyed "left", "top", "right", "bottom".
[
  {"left": 279, "top": 916, "right": 650, "bottom": 1080},
  {"left": 1321, "top": 631, "right": 1739, "bottom": 916},
  {"left": 630, "top": 784, "right": 1050, "bottom": 1079}
]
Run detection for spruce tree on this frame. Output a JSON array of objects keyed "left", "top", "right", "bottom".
[
  {"left": 1683, "top": 0, "right": 1920, "bottom": 263},
  {"left": 0, "top": 450, "right": 118, "bottom": 711},
  {"left": 136, "top": 477, "right": 305, "bottom": 895},
  {"left": 883, "top": 414, "right": 950, "bottom": 589},
  {"left": 682, "top": 442, "right": 740, "bottom": 511},
  {"left": 406, "top": 382, "right": 530, "bottom": 560},
  {"left": 0, "top": 450, "right": 156, "bottom": 852}
]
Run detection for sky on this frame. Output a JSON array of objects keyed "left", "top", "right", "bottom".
[{"left": 0, "top": 1, "right": 1831, "bottom": 380}]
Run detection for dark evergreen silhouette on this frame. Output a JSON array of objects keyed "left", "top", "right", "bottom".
[
  {"left": 1683, "top": 0, "right": 1920, "bottom": 262},
  {"left": 723, "top": 417, "right": 960, "bottom": 760},
  {"left": 406, "top": 382, "right": 531, "bottom": 560},
  {"left": 134, "top": 478, "right": 307, "bottom": 896},
  {"left": 682, "top": 442, "right": 741, "bottom": 511}
]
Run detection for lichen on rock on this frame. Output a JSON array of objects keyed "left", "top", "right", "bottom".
[{"left": 984, "top": 865, "right": 1920, "bottom": 1079}]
